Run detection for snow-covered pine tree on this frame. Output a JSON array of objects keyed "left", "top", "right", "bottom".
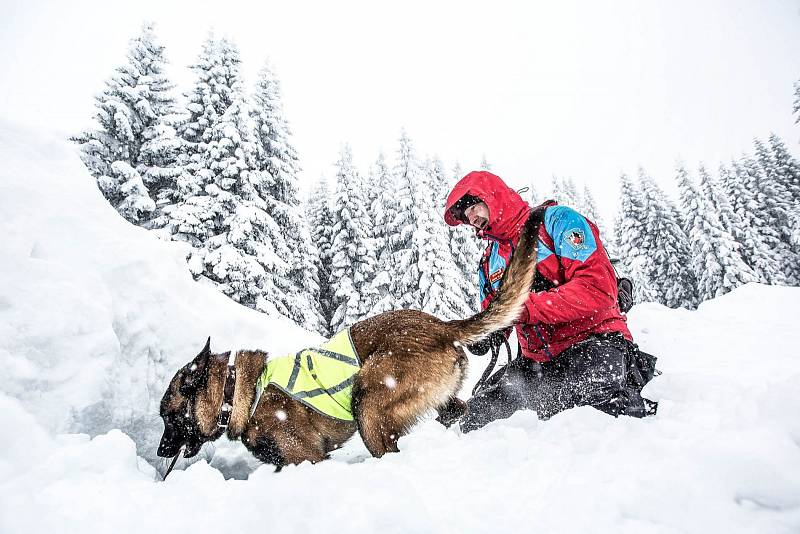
[
  {"left": 718, "top": 161, "right": 778, "bottom": 283},
  {"left": 528, "top": 181, "right": 541, "bottom": 206},
  {"left": 73, "top": 22, "right": 181, "bottom": 224},
  {"left": 754, "top": 137, "right": 799, "bottom": 283},
  {"left": 250, "top": 60, "right": 324, "bottom": 331},
  {"left": 580, "top": 185, "right": 611, "bottom": 256},
  {"left": 365, "top": 153, "right": 390, "bottom": 244},
  {"left": 353, "top": 165, "right": 381, "bottom": 318},
  {"left": 109, "top": 162, "right": 154, "bottom": 222},
  {"left": 561, "top": 177, "right": 581, "bottom": 210},
  {"left": 452, "top": 162, "right": 463, "bottom": 182},
  {"left": 373, "top": 131, "right": 425, "bottom": 312},
  {"left": 637, "top": 169, "right": 698, "bottom": 308},
  {"left": 307, "top": 177, "right": 336, "bottom": 335},
  {"left": 790, "top": 211, "right": 800, "bottom": 259},
  {"left": 176, "top": 35, "right": 242, "bottom": 195},
  {"left": 550, "top": 176, "right": 561, "bottom": 204},
  {"left": 167, "top": 35, "right": 244, "bottom": 246},
  {"left": 734, "top": 154, "right": 791, "bottom": 284},
  {"left": 329, "top": 145, "right": 379, "bottom": 331},
  {"left": 614, "top": 173, "right": 658, "bottom": 304},
  {"left": 447, "top": 163, "right": 482, "bottom": 312},
  {"left": 768, "top": 133, "right": 800, "bottom": 208},
  {"left": 794, "top": 78, "right": 800, "bottom": 124},
  {"left": 427, "top": 156, "right": 450, "bottom": 202},
  {"left": 677, "top": 165, "right": 757, "bottom": 301},
  {"left": 548, "top": 176, "right": 578, "bottom": 208},
  {"left": 367, "top": 152, "right": 396, "bottom": 314},
  {"left": 581, "top": 185, "right": 602, "bottom": 228},
  {"left": 250, "top": 61, "right": 300, "bottom": 204},
  {"left": 191, "top": 95, "right": 293, "bottom": 316},
  {"left": 178, "top": 35, "right": 241, "bottom": 149},
  {"left": 754, "top": 139, "right": 795, "bottom": 229},
  {"left": 417, "top": 158, "right": 474, "bottom": 319},
  {"left": 480, "top": 154, "right": 492, "bottom": 170},
  {"left": 703, "top": 165, "right": 735, "bottom": 227}
]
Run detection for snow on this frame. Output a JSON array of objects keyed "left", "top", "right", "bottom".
[
  {"left": 0, "top": 119, "right": 314, "bottom": 445},
  {"left": 1, "top": 121, "right": 800, "bottom": 533}
]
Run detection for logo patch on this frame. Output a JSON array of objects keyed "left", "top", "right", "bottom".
[
  {"left": 489, "top": 268, "right": 505, "bottom": 284},
  {"left": 565, "top": 228, "right": 587, "bottom": 250}
]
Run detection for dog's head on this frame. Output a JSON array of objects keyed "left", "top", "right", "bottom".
[{"left": 157, "top": 337, "right": 224, "bottom": 459}]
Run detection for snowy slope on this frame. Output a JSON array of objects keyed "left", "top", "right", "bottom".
[
  {"left": 1, "top": 122, "right": 799, "bottom": 533},
  {"left": 0, "top": 120, "right": 317, "bottom": 462}
]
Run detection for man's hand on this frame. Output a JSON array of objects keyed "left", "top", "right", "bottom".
[{"left": 467, "top": 330, "right": 506, "bottom": 355}]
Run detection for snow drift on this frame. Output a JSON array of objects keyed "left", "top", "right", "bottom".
[
  {"left": 1, "top": 121, "right": 799, "bottom": 533},
  {"left": 0, "top": 120, "right": 315, "bottom": 463}
]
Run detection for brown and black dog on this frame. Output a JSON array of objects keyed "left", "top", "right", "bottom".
[{"left": 157, "top": 212, "right": 541, "bottom": 471}]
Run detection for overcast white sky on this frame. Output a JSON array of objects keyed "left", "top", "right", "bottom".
[{"left": 2, "top": 0, "right": 799, "bottom": 223}]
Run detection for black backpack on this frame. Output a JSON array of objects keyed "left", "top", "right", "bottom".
[{"left": 614, "top": 271, "right": 635, "bottom": 313}]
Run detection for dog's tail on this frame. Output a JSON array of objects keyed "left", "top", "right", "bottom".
[{"left": 445, "top": 209, "right": 543, "bottom": 347}]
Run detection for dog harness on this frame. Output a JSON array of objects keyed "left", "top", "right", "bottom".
[{"left": 256, "top": 329, "right": 362, "bottom": 421}]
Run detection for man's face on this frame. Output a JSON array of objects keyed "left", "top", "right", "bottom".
[{"left": 464, "top": 201, "right": 489, "bottom": 231}]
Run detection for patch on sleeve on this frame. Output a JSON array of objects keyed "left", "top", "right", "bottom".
[
  {"left": 565, "top": 228, "right": 587, "bottom": 250},
  {"left": 489, "top": 268, "right": 505, "bottom": 284}
]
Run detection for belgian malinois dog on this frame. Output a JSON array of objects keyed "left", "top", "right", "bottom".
[{"left": 157, "top": 212, "right": 542, "bottom": 472}]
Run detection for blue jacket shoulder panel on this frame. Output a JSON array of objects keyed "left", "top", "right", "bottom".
[
  {"left": 478, "top": 241, "right": 507, "bottom": 300},
  {"left": 544, "top": 205, "right": 597, "bottom": 262}
]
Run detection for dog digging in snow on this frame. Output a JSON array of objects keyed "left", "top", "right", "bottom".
[{"left": 156, "top": 212, "right": 542, "bottom": 475}]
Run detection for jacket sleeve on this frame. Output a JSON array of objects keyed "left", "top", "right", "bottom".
[{"left": 522, "top": 206, "right": 618, "bottom": 324}]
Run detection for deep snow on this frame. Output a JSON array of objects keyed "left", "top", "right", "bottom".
[{"left": 1, "top": 122, "right": 799, "bottom": 533}]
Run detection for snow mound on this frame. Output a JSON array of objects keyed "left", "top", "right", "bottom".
[
  {"left": 1, "top": 122, "right": 799, "bottom": 533},
  {"left": 0, "top": 120, "right": 316, "bottom": 458}
]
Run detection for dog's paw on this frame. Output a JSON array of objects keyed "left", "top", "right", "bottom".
[{"left": 435, "top": 398, "right": 468, "bottom": 428}]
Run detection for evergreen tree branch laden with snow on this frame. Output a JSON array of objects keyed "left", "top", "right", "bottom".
[
  {"left": 637, "top": 168, "right": 698, "bottom": 309},
  {"left": 417, "top": 157, "right": 475, "bottom": 319},
  {"left": 614, "top": 173, "right": 659, "bottom": 304},
  {"left": 328, "top": 145, "right": 379, "bottom": 331},
  {"left": 250, "top": 60, "right": 324, "bottom": 332},
  {"left": 73, "top": 22, "right": 181, "bottom": 225},
  {"left": 307, "top": 177, "right": 336, "bottom": 335},
  {"left": 793, "top": 78, "right": 800, "bottom": 124},
  {"left": 676, "top": 164, "right": 757, "bottom": 301}
]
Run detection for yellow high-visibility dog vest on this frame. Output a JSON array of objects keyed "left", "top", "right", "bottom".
[{"left": 257, "top": 329, "right": 362, "bottom": 421}]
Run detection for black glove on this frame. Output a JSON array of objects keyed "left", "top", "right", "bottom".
[{"left": 467, "top": 330, "right": 506, "bottom": 356}]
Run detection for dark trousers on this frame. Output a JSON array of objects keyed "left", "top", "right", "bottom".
[{"left": 460, "top": 333, "right": 652, "bottom": 433}]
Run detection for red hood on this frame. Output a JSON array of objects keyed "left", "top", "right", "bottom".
[{"left": 444, "top": 170, "right": 531, "bottom": 241}]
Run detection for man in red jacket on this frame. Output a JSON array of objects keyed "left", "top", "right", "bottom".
[{"left": 444, "top": 171, "right": 654, "bottom": 432}]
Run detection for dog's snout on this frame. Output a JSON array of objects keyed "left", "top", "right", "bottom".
[{"left": 157, "top": 431, "right": 182, "bottom": 458}]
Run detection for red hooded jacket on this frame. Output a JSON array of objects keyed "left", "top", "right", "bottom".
[{"left": 444, "top": 171, "right": 632, "bottom": 362}]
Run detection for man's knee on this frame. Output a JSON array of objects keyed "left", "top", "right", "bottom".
[{"left": 564, "top": 337, "right": 648, "bottom": 417}]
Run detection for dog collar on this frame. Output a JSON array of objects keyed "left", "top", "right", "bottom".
[{"left": 216, "top": 351, "right": 237, "bottom": 429}]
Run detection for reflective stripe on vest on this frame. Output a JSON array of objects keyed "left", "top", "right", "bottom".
[{"left": 257, "top": 329, "right": 362, "bottom": 421}]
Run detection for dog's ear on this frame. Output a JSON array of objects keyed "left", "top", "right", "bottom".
[{"left": 180, "top": 338, "right": 212, "bottom": 395}]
